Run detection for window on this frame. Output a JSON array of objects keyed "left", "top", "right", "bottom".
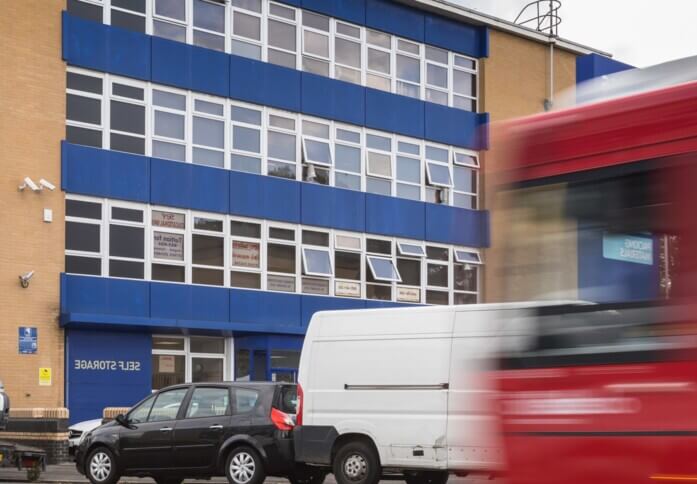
[
  {"left": 453, "top": 54, "right": 478, "bottom": 112},
  {"left": 366, "top": 29, "right": 392, "bottom": 92},
  {"left": 397, "top": 242, "right": 426, "bottom": 257},
  {"left": 109, "top": 204, "right": 145, "bottom": 279},
  {"left": 267, "top": 2, "right": 297, "bottom": 69},
  {"left": 267, "top": 111, "right": 298, "bottom": 180},
  {"left": 193, "top": 0, "right": 226, "bottom": 52},
  {"left": 452, "top": 151, "right": 479, "bottom": 210},
  {"left": 302, "top": 230, "right": 332, "bottom": 295},
  {"left": 302, "top": 11, "right": 331, "bottom": 76},
  {"left": 153, "top": 0, "right": 187, "bottom": 43},
  {"left": 365, "top": 134, "right": 392, "bottom": 196},
  {"left": 192, "top": 215, "right": 225, "bottom": 286},
  {"left": 425, "top": 46, "right": 449, "bottom": 106},
  {"left": 454, "top": 248, "right": 479, "bottom": 304},
  {"left": 334, "top": 127, "right": 362, "bottom": 191},
  {"left": 68, "top": 0, "right": 104, "bottom": 23},
  {"left": 425, "top": 145, "right": 452, "bottom": 204},
  {"left": 65, "top": 198, "right": 103, "bottom": 276},
  {"left": 128, "top": 394, "right": 156, "bottom": 424},
  {"left": 152, "top": 88, "right": 188, "bottom": 162},
  {"left": 267, "top": 225, "right": 297, "bottom": 293},
  {"left": 396, "top": 39, "right": 421, "bottom": 99},
  {"left": 186, "top": 387, "right": 230, "bottom": 418},
  {"left": 396, "top": 140, "right": 421, "bottom": 201},
  {"left": 66, "top": 70, "right": 104, "bottom": 149},
  {"left": 231, "top": 0, "right": 263, "bottom": 59},
  {"left": 234, "top": 388, "right": 259, "bottom": 413},
  {"left": 193, "top": 97, "right": 225, "bottom": 168},
  {"left": 231, "top": 219, "right": 262, "bottom": 289},
  {"left": 148, "top": 388, "right": 188, "bottom": 422},
  {"left": 334, "top": 21, "right": 362, "bottom": 84},
  {"left": 152, "top": 335, "right": 229, "bottom": 390},
  {"left": 426, "top": 245, "right": 450, "bottom": 305},
  {"left": 152, "top": 209, "right": 186, "bottom": 282},
  {"left": 302, "top": 120, "right": 332, "bottom": 185},
  {"left": 367, "top": 257, "right": 401, "bottom": 282},
  {"left": 110, "top": 0, "right": 146, "bottom": 33},
  {"left": 109, "top": 78, "right": 146, "bottom": 155},
  {"left": 231, "top": 104, "right": 263, "bottom": 174}
]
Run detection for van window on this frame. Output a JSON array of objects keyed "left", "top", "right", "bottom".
[{"left": 500, "top": 303, "right": 691, "bottom": 370}]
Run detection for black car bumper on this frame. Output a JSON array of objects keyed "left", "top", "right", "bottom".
[
  {"left": 262, "top": 432, "right": 296, "bottom": 475},
  {"left": 293, "top": 426, "right": 338, "bottom": 465}
]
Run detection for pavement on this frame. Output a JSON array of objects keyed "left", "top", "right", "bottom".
[{"left": 0, "top": 463, "right": 500, "bottom": 484}]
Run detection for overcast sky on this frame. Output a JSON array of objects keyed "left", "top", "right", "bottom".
[{"left": 452, "top": 0, "right": 697, "bottom": 67}]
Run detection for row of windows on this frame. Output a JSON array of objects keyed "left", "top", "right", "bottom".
[
  {"left": 67, "top": 0, "right": 478, "bottom": 111},
  {"left": 66, "top": 68, "right": 479, "bottom": 208},
  {"left": 65, "top": 195, "right": 482, "bottom": 305}
]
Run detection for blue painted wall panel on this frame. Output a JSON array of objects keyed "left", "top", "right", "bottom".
[
  {"left": 301, "top": 296, "right": 366, "bottom": 327},
  {"left": 108, "top": 25, "right": 151, "bottom": 80},
  {"left": 301, "top": 184, "right": 365, "bottom": 232},
  {"left": 424, "top": 15, "right": 486, "bottom": 59},
  {"left": 365, "top": 194, "right": 425, "bottom": 240},
  {"left": 150, "top": 158, "right": 229, "bottom": 213},
  {"left": 576, "top": 53, "right": 634, "bottom": 84},
  {"left": 66, "top": 329, "right": 152, "bottom": 423},
  {"left": 191, "top": 45, "right": 230, "bottom": 97},
  {"left": 302, "top": 0, "right": 365, "bottom": 25},
  {"left": 151, "top": 37, "right": 191, "bottom": 90},
  {"left": 230, "top": 56, "right": 302, "bottom": 112},
  {"left": 365, "top": 0, "right": 424, "bottom": 42},
  {"left": 150, "top": 282, "right": 230, "bottom": 322},
  {"left": 230, "top": 289, "right": 302, "bottom": 328},
  {"left": 62, "top": 142, "right": 150, "bottom": 202},
  {"left": 62, "top": 274, "right": 150, "bottom": 318},
  {"left": 425, "top": 204, "right": 489, "bottom": 247},
  {"left": 424, "top": 103, "right": 486, "bottom": 149},
  {"left": 365, "top": 88, "right": 424, "bottom": 139},
  {"left": 301, "top": 73, "right": 365, "bottom": 126},
  {"left": 62, "top": 13, "right": 108, "bottom": 72},
  {"left": 230, "top": 171, "right": 301, "bottom": 223}
]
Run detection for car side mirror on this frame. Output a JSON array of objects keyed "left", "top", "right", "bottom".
[{"left": 115, "top": 414, "right": 130, "bottom": 427}]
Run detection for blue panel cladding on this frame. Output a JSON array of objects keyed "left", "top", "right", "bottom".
[
  {"left": 230, "top": 55, "right": 302, "bottom": 112},
  {"left": 424, "top": 14, "right": 487, "bottom": 59},
  {"left": 62, "top": 12, "right": 151, "bottom": 80},
  {"left": 365, "top": 194, "right": 425, "bottom": 240},
  {"left": 62, "top": 142, "right": 150, "bottom": 202},
  {"left": 302, "top": 0, "right": 365, "bottom": 25},
  {"left": 230, "top": 289, "right": 302, "bottom": 328},
  {"left": 230, "top": 171, "right": 301, "bottom": 223},
  {"left": 61, "top": 274, "right": 150, "bottom": 319},
  {"left": 150, "top": 282, "right": 230, "bottom": 322},
  {"left": 150, "top": 158, "right": 229, "bottom": 214},
  {"left": 365, "top": 88, "right": 424, "bottom": 139},
  {"left": 191, "top": 44, "right": 231, "bottom": 97},
  {"left": 301, "top": 183, "right": 365, "bottom": 232},
  {"left": 301, "top": 296, "right": 367, "bottom": 328},
  {"left": 425, "top": 204, "right": 489, "bottom": 247},
  {"left": 577, "top": 227, "right": 659, "bottom": 303},
  {"left": 365, "top": 0, "right": 424, "bottom": 43},
  {"left": 365, "top": 300, "right": 420, "bottom": 309},
  {"left": 301, "top": 73, "right": 365, "bottom": 126},
  {"left": 424, "top": 103, "right": 487, "bottom": 150},
  {"left": 151, "top": 36, "right": 191, "bottom": 90},
  {"left": 576, "top": 53, "right": 634, "bottom": 84},
  {"left": 66, "top": 329, "right": 152, "bottom": 423}
]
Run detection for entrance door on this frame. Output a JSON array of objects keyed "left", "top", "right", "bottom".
[{"left": 271, "top": 368, "right": 297, "bottom": 383}]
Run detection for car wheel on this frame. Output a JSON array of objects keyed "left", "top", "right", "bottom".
[
  {"left": 333, "top": 441, "right": 380, "bottom": 484},
  {"left": 225, "top": 446, "right": 265, "bottom": 484},
  {"left": 85, "top": 447, "right": 119, "bottom": 484},
  {"left": 404, "top": 471, "right": 449, "bottom": 484}
]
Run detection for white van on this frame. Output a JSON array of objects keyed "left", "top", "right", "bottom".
[{"left": 293, "top": 303, "right": 524, "bottom": 484}]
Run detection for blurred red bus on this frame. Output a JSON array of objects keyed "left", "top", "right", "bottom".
[{"left": 492, "top": 70, "right": 697, "bottom": 483}]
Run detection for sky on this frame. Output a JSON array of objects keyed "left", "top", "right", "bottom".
[{"left": 451, "top": 0, "right": 697, "bottom": 67}]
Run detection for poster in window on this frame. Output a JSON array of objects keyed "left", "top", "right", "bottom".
[
  {"left": 232, "top": 241, "right": 260, "bottom": 268},
  {"left": 152, "top": 210, "right": 185, "bottom": 230},
  {"left": 335, "top": 281, "right": 361, "bottom": 298},
  {"left": 267, "top": 274, "right": 296, "bottom": 292},
  {"left": 397, "top": 286, "right": 420, "bottom": 303},
  {"left": 153, "top": 231, "right": 184, "bottom": 261},
  {"left": 302, "top": 278, "right": 329, "bottom": 295},
  {"left": 159, "top": 355, "right": 176, "bottom": 374}
]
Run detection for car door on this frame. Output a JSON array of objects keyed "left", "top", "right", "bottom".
[
  {"left": 172, "top": 385, "right": 232, "bottom": 471},
  {"left": 119, "top": 387, "right": 189, "bottom": 471}
]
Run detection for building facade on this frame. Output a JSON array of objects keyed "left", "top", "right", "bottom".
[{"left": 1, "top": 0, "right": 615, "bottom": 422}]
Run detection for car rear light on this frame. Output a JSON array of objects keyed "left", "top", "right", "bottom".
[
  {"left": 271, "top": 407, "right": 294, "bottom": 431},
  {"left": 296, "top": 383, "right": 303, "bottom": 426}
]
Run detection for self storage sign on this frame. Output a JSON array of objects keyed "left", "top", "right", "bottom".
[{"left": 73, "top": 359, "right": 142, "bottom": 371}]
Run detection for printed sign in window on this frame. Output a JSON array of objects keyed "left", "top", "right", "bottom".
[
  {"left": 232, "top": 241, "right": 260, "bottom": 268},
  {"left": 159, "top": 355, "right": 176, "bottom": 374},
  {"left": 153, "top": 232, "right": 184, "bottom": 261},
  {"left": 335, "top": 281, "right": 360, "bottom": 298},
  {"left": 397, "top": 286, "right": 420, "bottom": 303},
  {"left": 152, "top": 210, "right": 185, "bottom": 230},
  {"left": 268, "top": 274, "right": 296, "bottom": 292}
]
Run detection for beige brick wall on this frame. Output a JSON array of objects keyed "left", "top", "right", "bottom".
[
  {"left": 0, "top": 0, "right": 66, "bottom": 407},
  {"left": 479, "top": 30, "right": 579, "bottom": 302}
]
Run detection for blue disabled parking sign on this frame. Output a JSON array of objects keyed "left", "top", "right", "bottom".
[{"left": 19, "top": 327, "right": 37, "bottom": 354}]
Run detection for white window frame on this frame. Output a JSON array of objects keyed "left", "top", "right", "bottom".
[
  {"left": 150, "top": 205, "right": 189, "bottom": 283},
  {"left": 454, "top": 249, "right": 482, "bottom": 265},
  {"left": 230, "top": 100, "right": 264, "bottom": 175},
  {"left": 265, "top": 221, "right": 299, "bottom": 293},
  {"left": 230, "top": 0, "right": 264, "bottom": 60},
  {"left": 425, "top": 243, "right": 451, "bottom": 305},
  {"left": 152, "top": 334, "right": 232, "bottom": 387},
  {"left": 151, "top": 85, "right": 189, "bottom": 162},
  {"left": 397, "top": 241, "right": 426, "bottom": 258},
  {"left": 107, "top": 199, "right": 148, "bottom": 280},
  {"left": 229, "top": 215, "right": 263, "bottom": 290},
  {"left": 266, "top": 1, "right": 298, "bottom": 69},
  {"left": 301, "top": 247, "right": 333, "bottom": 277},
  {"left": 367, "top": 256, "right": 402, "bottom": 283},
  {"left": 108, "top": 75, "right": 148, "bottom": 155},
  {"left": 65, "top": 194, "right": 107, "bottom": 277},
  {"left": 425, "top": 161, "right": 453, "bottom": 188},
  {"left": 191, "top": 93, "right": 227, "bottom": 169},
  {"left": 191, "top": 211, "right": 227, "bottom": 286},
  {"left": 66, "top": 67, "right": 106, "bottom": 149}
]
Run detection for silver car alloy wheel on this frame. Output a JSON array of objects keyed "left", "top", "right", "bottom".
[
  {"left": 89, "top": 451, "right": 112, "bottom": 482},
  {"left": 230, "top": 451, "right": 256, "bottom": 484},
  {"left": 343, "top": 453, "right": 368, "bottom": 481}
]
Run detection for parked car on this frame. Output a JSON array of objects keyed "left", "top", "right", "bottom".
[
  {"left": 75, "top": 382, "right": 325, "bottom": 484},
  {"left": 68, "top": 419, "right": 103, "bottom": 457},
  {"left": 293, "top": 304, "right": 543, "bottom": 484}
]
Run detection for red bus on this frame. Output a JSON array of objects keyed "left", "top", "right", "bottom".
[{"left": 492, "top": 67, "right": 697, "bottom": 484}]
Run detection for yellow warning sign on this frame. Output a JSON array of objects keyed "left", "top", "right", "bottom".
[{"left": 39, "top": 368, "right": 51, "bottom": 386}]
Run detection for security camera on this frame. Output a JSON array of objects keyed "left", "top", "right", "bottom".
[
  {"left": 39, "top": 179, "right": 56, "bottom": 191},
  {"left": 19, "top": 271, "right": 35, "bottom": 288},
  {"left": 18, "top": 177, "right": 39, "bottom": 192}
]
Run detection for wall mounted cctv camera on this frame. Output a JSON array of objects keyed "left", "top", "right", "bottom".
[
  {"left": 19, "top": 271, "right": 35, "bottom": 289},
  {"left": 39, "top": 179, "right": 56, "bottom": 191},
  {"left": 18, "top": 177, "right": 39, "bottom": 192}
]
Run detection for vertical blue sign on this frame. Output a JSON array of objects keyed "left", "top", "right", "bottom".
[{"left": 19, "top": 327, "right": 37, "bottom": 354}]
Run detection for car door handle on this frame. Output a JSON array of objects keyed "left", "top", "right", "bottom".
[
  {"left": 209, "top": 424, "right": 223, "bottom": 430},
  {"left": 159, "top": 427, "right": 173, "bottom": 432}
]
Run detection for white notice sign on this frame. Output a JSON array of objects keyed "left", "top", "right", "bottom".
[{"left": 153, "top": 232, "right": 184, "bottom": 261}]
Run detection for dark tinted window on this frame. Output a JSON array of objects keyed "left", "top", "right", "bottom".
[
  {"left": 269, "top": 227, "right": 295, "bottom": 241},
  {"left": 67, "top": 94, "right": 101, "bottom": 125},
  {"left": 186, "top": 387, "right": 230, "bottom": 418},
  {"left": 152, "top": 264, "right": 185, "bottom": 282},
  {"left": 111, "top": 9, "right": 146, "bottom": 32},
  {"left": 397, "top": 258, "right": 420, "bottom": 286},
  {"left": 111, "top": 101, "right": 145, "bottom": 134},
  {"left": 67, "top": 199, "right": 102, "bottom": 219},
  {"left": 110, "top": 133, "right": 145, "bottom": 154},
  {"left": 234, "top": 388, "right": 260, "bottom": 414},
  {"left": 113, "top": 83, "right": 144, "bottom": 100},
  {"left": 231, "top": 271, "right": 261, "bottom": 289},
  {"left": 67, "top": 0, "right": 103, "bottom": 22},
  {"left": 67, "top": 72, "right": 102, "bottom": 94},
  {"left": 109, "top": 259, "right": 144, "bottom": 279},
  {"left": 112, "top": 207, "right": 143, "bottom": 223},
  {"left": 193, "top": 267, "right": 224, "bottom": 286},
  {"left": 231, "top": 221, "right": 261, "bottom": 238},
  {"left": 192, "top": 235, "right": 224, "bottom": 266},
  {"left": 335, "top": 251, "right": 360, "bottom": 280},
  {"left": 65, "top": 255, "right": 101, "bottom": 275},
  {"left": 302, "top": 230, "right": 329, "bottom": 246},
  {"left": 278, "top": 385, "right": 297, "bottom": 414},
  {"left": 267, "top": 244, "right": 295, "bottom": 273},
  {"left": 366, "top": 238, "right": 391, "bottom": 254},
  {"left": 109, "top": 225, "right": 144, "bottom": 259},
  {"left": 128, "top": 394, "right": 156, "bottom": 424},
  {"left": 112, "top": 0, "right": 146, "bottom": 13},
  {"left": 66, "top": 126, "right": 102, "bottom": 148},
  {"left": 66, "top": 222, "right": 100, "bottom": 252},
  {"left": 148, "top": 388, "right": 188, "bottom": 422}
]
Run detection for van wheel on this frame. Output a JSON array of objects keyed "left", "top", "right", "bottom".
[
  {"left": 404, "top": 471, "right": 449, "bottom": 484},
  {"left": 85, "top": 447, "right": 120, "bottom": 484},
  {"left": 333, "top": 441, "right": 380, "bottom": 484},
  {"left": 226, "top": 446, "right": 265, "bottom": 484}
]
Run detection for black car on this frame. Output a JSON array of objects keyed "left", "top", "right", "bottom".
[{"left": 75, "top": 382, "right": 325, "bottom": 484}]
